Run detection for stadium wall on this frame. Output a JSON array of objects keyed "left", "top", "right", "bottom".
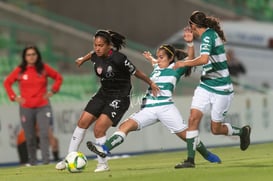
[{"left": 0, "top": 92, "right": 272, "bottom": 165}]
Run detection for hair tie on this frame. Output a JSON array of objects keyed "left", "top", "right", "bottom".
[{"left": 160, "top": 46, "right": 174, "bottom": 57}]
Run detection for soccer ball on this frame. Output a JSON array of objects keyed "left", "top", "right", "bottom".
[{"left": 65, "top": 151, "right": 87, "bottom": 173}]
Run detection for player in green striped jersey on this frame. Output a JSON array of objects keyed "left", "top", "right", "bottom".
[
  {"left": 87, "top": 42, "right": 222, "bottom": 169},
  {"left": 174, "top": 11, "right": 251, "bottom": 168}
]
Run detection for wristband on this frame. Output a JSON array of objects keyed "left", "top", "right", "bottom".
[{"left": 187, "top": 42, "right": 194, "bottom": 47}]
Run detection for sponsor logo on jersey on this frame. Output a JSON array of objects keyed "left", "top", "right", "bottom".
[{"left": 106, "top": 65, "right": 114, "bottom": 78}]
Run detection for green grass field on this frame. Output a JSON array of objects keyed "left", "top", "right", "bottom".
[{"left": 1, "top": 143, "right": 273, "bottom": 181}]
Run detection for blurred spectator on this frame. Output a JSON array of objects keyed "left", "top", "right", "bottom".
[
  {"left": 17, "top": 125, "right": 60, "bottom": 165},
  {"left": 3, "top": 45, "right": 62, "bottom": 165},
  {"left": 226, "top": 49, "right": 246, "bottom": 77}
]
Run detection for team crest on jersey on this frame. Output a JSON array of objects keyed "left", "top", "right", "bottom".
[
  {"left": 97, "top": 67, "right": 103, "bottom": 75},
  {"left": 22, "top": 74, "right": 28, "bottom": 80}
]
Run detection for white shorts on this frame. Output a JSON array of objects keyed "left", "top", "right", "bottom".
[
  {"left": 191, "top": 86, "right": 234, "bottom": 122},
  {"left": 129, "top": 104, "right": 187, "bottom": 133}
]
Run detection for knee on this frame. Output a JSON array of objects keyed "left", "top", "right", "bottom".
[{"left": 77, "top": 119, "right": 90, "bottom": 129}]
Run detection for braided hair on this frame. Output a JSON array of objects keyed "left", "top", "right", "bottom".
[{"left": 94, "top": 30, "right": 126, "bottom": 51}]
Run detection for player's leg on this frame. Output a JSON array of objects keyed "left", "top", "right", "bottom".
[
  {"left": 68, "top": 111, "right": 96, "bottom": 152},
  {"left": 103, "top": 108, "right": 157, "bottom": 152},
  {"left": 210, "top": 93, "right": 251, "bottom": 150},
  {"left": 177, "top": 87, "right": 209, "bottom": 168},
  {"left": 92, "top": 114, "right": 113, "bottom": 172},
  {"left": 56, "top": 111, "right": 96, "bottom": 170},
  {"left": 87, "top": 107, "right": 157, "bottom": 157},
  {"left": 103, "top": 119, "right": 138, "bottom": 151},
  {"left": 68, "top": 94, "right": 104, "bottom": 153},
  {"left": 36, "top": 105, "right": 51, "bottom": 164}
]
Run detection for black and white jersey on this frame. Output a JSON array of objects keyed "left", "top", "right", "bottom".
[{"left": 91, "top": 50, "right": 136, "bottom": 96}]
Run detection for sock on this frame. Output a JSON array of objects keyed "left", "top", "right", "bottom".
[
  {"left": 104, "top": 131, "right": 126, "bottom": 151},
  {"left": 95, "top": 136, "right": 107, "bottom": 164},
  {"left": 224, "top": 123, "right": 241, "bottom": 136},
  {"left": 68, "top": 126, "right": 86, "bottom": 153},
  {"left": 196, "top": 141, "right": 209, "bottom": 159},
  {"left": 186, "top": 130, "right": 199, "bottom": 163}
]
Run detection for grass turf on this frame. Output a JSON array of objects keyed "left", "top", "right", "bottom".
[{"left": 1, "top": 142, "right": 273, "bottom": 181}]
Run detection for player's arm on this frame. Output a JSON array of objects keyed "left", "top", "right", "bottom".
[
  {"left": 174, "top": 54, "right": 209, "bottom": 68},
  {"left": 75, "top": 51, "right": 94, "bottom": 67},
  {"left": 134, "top": 69, "right": 160, "bottom": 97}
]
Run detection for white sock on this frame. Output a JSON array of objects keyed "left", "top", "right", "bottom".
[
  {"left": 114, "top": 131, "right": 126, "bottom": 139},
  {"left": 186, "top": 130, "right": 199, "bottom": 151},
  {"left": 223, "top": 123, "right": 233, "bottom": 136},
  {"left": 68, "top": 126, "right": 86, "bottom": 153},
  {"left": 96, "top": 136, "right": 107, "bottom": 164}
]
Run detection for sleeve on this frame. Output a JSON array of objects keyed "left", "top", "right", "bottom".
[
  {"left": 115, "top": 53, "right": 136, "bottom": 75},
  {"left": 200, "top": 33, "right": 213, "bottom": 55},
  {"left": 176, "top": 67, "right": 188, "bottom": 77},
  {"left": 44, "top": 64, "right": 63, "bottom": 93},
  {"left": 3, "top": 67, "right": 21, "bottom": 101}
]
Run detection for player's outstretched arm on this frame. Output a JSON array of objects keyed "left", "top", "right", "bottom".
[
  {"left": 75, "top": 51, "right": 94, "bottom": 67},
  {"left": 134, "top": 69, "right": 160, "bottom": 96}
]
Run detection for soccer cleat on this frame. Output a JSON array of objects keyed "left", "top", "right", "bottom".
[
  {"left": 94, "top": 163, "right": 110, "bottom": 173},
  {"left": 206, "top": 151, "right": 221, "bottom": 163},
  {"left": 174, "top": 160, "right": 195, "bottom": 169},
  {"left": 240, "top": 125, "right": 251, "bottom": 151},
  {"left": 55, "top": 160, "right": 66, "bottom": 170},
  {"left": 86, "top": 141, "right": 108, "bottom": 158}
]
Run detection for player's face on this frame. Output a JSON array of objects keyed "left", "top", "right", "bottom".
[
  {"left": 156, "top": 49, "right": 172, "bottom": 68},
  {"left": 189, "top": 21, "right": 200, "bottom": 38},
  {"left": 93, "top": 37, "right": 112, "bottom": 57},
  {"left": 25, "top": 48, "right": 38, "bottom": 65}
]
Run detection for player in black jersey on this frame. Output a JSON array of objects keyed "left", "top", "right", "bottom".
[{"left": 56, "top": 30, "right": 159, "bottom": 172}]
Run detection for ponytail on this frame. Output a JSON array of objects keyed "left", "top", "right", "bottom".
[
  {"left": 189, "top": 11, "right": 226, "bottom": 42},
  {"left": 94, "top": 30, "right": 126, "bottom": 51}
]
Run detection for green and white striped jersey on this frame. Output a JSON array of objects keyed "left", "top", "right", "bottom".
[
  {"left": 142, "top": 63, "right": 187, "bottom": 108},
  {"left": 199, "top": 28, "right": 233, "bottom": 95}
]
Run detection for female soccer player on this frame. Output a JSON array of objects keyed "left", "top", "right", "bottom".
[
  {"left": 86, "top": 41, "right": 222, "bottom": 169},
  {"left": 56, "top": 30, "right": 159, "bottom": 172},
  {"left": 3, "top": 46, "right": 63, "bottom": 165},
  {"left": 173, "top": 11, "right": 251, "bottom": 168}
]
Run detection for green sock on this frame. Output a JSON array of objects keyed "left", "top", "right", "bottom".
[
  {"left": 186, "top": 137, "right": 196, "bottom": 161},
  {"left": 104, "top": 134, "right": 124, "bottom": 151},
  {"left": 231, "top": 126, "right": 242, "bottom": 136},
  {"left": 196, "top": 141, "right": 209, "bottom": 159}
]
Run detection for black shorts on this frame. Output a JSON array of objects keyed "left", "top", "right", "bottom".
[{"left": 84, "top": 92, "right": 130, "bottom": 127}]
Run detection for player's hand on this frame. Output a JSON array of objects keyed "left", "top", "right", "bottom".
[
  {"left": 143, "top": 51, "right": 152, "bottom": 60},
  {"left": 143, "top": 51, "right": 157, "bottom": 64},
  {"left": 173, "top": 61, "right": 186, "bottom": 69},
  {"left": 14, "top": 96, "right": 25, "bottom": 104},
  {"left": 75, "top": 57, "right": 85, "bottom": 67},
  {"left": 150, "top": 82, "right": 160, "bottom": 97},
  {"left": 183, "top": 26, "right": 194, "bottom": 43}
]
